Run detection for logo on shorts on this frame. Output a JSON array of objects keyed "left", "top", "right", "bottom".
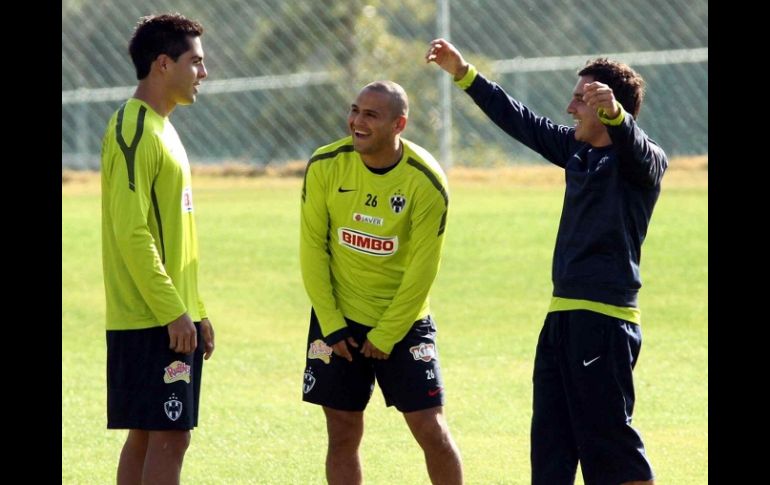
[
  {"left": 164, "top": 393, "right": 183, "bottom": 421},
  {"left": 409, "top": 343, "right": 436, "bottom": 362},
  {"left": 163, "top": 360, "right": 191, "bottom": 384},
  {"left": 338, "top": 228, "right": 398, "bottom": 256},
  {"left": 303, "top": 368, "right": 316, "bottom": 394},
  {"left": 308, "top": 339, "right": 333, "bottom": 364}
]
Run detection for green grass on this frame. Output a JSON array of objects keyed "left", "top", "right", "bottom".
[{"left": 62, "top": 174, "right": 707, "bottom": 484}]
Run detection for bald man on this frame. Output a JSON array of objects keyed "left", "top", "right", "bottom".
[{"left": 300, "top": 81, "right": 463, "bottom": 485}]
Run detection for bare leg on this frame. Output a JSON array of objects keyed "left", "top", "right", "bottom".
[
  {"left": 323, "top": 407, "right": 364, "bottom": 485},
  {"left": 403, "top": 406, "right": 463, "bottom": 485},
  {"left": 117, "top": 430, "right": 149, "bottom": 485},
  {"left": 142, "top": 430, "right": 191, "bottom": 485}
]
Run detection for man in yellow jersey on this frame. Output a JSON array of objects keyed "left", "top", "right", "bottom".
[
  {"left": 100, "top": 13, "right": 214, "bottom": 485},
  {"left": 300, "top": 81, "right": 463, "bottom": 485}
]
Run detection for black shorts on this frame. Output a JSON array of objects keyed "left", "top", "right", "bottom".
[
  {"left": 107, "top": 322, "right": 204, "bottom": 430},
  {"left": 302, "top": 309, "right": 445, "bottom": 413},
  {"left": 531, "top": 310, "right": 654, "bottom": 485}
]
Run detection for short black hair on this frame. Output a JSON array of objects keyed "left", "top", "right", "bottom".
[
  {"left": 128, "top": 13, "right": 204, "bottom": 80},
  {"left": 579, "top": 58, "right": 645, "bottom": 118},
  {"left": 361, "top": 81, "right": 409, "bottom": 119}
]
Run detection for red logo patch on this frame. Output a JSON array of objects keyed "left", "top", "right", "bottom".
[{"left": 338, "top": 228, "right": 398, "bottom": 256}]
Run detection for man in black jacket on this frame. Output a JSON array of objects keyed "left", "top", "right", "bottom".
[{"left": 427, "top": 38, "right": 665, "bottom": 485}]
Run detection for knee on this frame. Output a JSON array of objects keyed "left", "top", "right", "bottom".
[
  {"left": 325, "top": 411, "right": 363, "bottom": 452},
  {"left": 150, "top": 430, "right": 191, "bottom": 458},
  {"left": 327, "top": 422, "right": 363, "bottom": 451},
  {"left": 124, "top": 430, "right": 149, "bottom": 453},
  {"left": 424, "top": 426, "right": 453, "bottom": 451},
  {"left": 327, "top": 431, "right": 361, "bottom": 453},
  {"left": 168, "top": 431, "right": 192, "bottom": 455},
  {"left": 411, "top": 415, "right": 453, "bottom": 451}
]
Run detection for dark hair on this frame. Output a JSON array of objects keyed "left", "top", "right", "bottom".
[
  {"left": 579, "top": 58, "right": 645, "bottom": 118},
  {"left": 129, "top": 13, "right": 204, "bottom": 80}
]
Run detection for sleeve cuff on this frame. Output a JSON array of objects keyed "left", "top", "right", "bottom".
[
  {"left": 454, "top": 63, "right": 478, "bottom": 90},
  {"left": 598, "top": 100, "right": 625, "bottom": 126},
  {"left": 324, "top": 326, "right": 351, "bottom": 346},
  {"left": 365, "top": 330, "right": 395, "bottom": 355}
]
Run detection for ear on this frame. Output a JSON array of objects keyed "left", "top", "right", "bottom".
[
  {"left": 393, "top": 115, "right": 407, "bottom": 134},
  {"left": 155, "top": 54, "right": 171, "bottom": 73}
]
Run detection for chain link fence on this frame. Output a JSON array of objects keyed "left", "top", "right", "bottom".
[{"left": 62, "top": 0, "right": 707, "bottom": 169}]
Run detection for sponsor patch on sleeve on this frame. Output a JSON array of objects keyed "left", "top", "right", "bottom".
[{"left": 182, "top": 186, "right": 194, "bottom": 212}]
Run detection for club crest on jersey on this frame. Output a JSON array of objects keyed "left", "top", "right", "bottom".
[
  {"left": 409, "top": 343, "right": 436, "bottom": 362},
  {"left": 338, "top": 228, "right": 398, "bottom": 256},
  {"left": 181, "top": 186, "right": 194, "bottom": 212},
  {"left": 390, "top": 191, "right": 407, "bottom": 214},
  {"left": 353, "top": 212, "right": 384, "bottom": 226}
]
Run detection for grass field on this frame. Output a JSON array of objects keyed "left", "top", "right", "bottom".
[{"left": 62, "top": 163, "right": 707, "bottom": 484}]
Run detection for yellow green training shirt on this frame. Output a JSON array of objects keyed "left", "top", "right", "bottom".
[
  {"left": 101, "top": 98, "right": 206, "bottom": 330},
  {"left": 300, "top": 136, "right": 449, "bottom": 354}
]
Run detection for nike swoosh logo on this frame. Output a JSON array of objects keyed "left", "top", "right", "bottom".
[
  {"left": 428, "top": 387, "right": 442, "bottom": 397},
  {"left": 338, "top": 187, "right": 356, "bottom": 193},
  {"left": 582, "top": 356, "right": 601, "bottom": 367}
]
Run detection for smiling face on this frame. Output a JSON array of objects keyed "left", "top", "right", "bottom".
[
  {"left": 567, "top": 75, "right": 609, "bottom": 147},
  {"left": 348, "top": 87, "right": 404, "bottom": 158},
  {"left": 165, "top": 36, "right": 207, "bottom": 106}
]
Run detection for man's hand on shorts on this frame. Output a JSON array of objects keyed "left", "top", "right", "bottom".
[
  {"left": 167, "top": 312, "right": 197, "bottom": 354},
  {"left": 361, "top": 339, "right": 389, "bottom": 360},
  {"left": 200, "top": 318, "right": 215, "bottom": 360},
  {"left": 332, "top": 337, "right": 359, "bottom": 362}
]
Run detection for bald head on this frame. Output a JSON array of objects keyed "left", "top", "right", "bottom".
[{"left": 360, "top": 81, "right": 409, "bottom": 120}]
